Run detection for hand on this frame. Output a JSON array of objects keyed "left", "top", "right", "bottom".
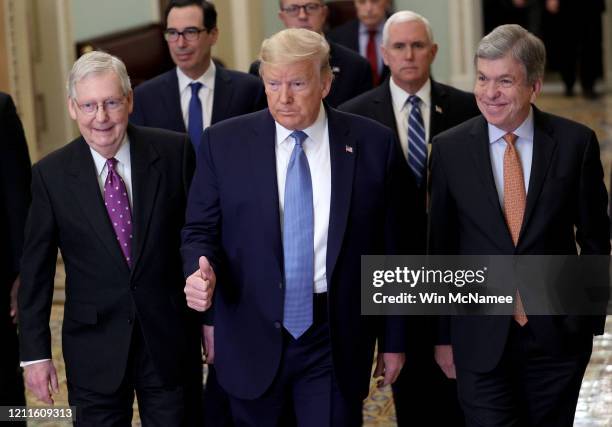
[
  {"left": 545, "top": 0, "right": 559, "bottom": 13},
  {"left": 434, "top": 344, "right": 456, "bottom": 379},
  {"left": 10, "top": 276, "right": 20, "bottom": 324},
  {"left": 202, "top": 325, "right": 215, "bottom": 364},
  {"left": 185, "top": 256, "right": 216, "bottom": 312},
  {"left": 24, "top": 360, "right": 59, "bottom": 404},
  {"left": 373, "top": 352, "right": 405, "bottom": 388}
]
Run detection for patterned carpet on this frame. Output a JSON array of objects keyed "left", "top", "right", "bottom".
[{"left": 25, "top": 90, "right": 612, "bottom": 426}]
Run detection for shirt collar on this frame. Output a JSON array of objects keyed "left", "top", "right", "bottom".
[
  {"left": 90, "top": 134, "right": 131, "bottom": 178},
  {"left": 359, "top": 20, "right": 385, "bottom": 35},
  {"left": 275, "top": 102, "right": 327, "bottom": 147},
  {"left": 389, "top": 77, "right": 431, "bottom": 113},
  {"left": 488, "top": 106, "right": 534, "bottom": 144},
  {"left": 176, "top": 61, "right": 216, "bottom": 94}
]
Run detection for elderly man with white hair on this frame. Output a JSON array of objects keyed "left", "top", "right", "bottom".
[{"left": 19, "top": 51, "right": 201, "bottom": 426}]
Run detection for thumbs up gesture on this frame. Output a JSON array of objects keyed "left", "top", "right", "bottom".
[{"left": 185, "top": 256, "right": 217, "bottom": 311}]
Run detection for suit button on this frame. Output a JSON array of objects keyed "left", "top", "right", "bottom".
[
  {"left": 128, "top": 318, "right": 133, "bottom": 324},
  {"left": 274, "top": 321, "right": 281, "bottom": 329},
  {"left": 279, "top": 282, "right": 283, "bottom": 289},
  {"left": 131, "top": 285, "right": 137, "bottom": 291}
]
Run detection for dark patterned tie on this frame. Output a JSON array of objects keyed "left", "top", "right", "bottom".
[
  {"left": 188, "top": 82, "right": 203, "bottom": 150},
  {"left": 104, "top": 158, "right": 133, "bottom": 267},
  {"left": 407, "top": 95, "right": 427, "bottom": 187}
]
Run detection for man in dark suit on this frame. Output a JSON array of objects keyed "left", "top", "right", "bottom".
[
  {"left": 249, "top": 0, "right": 373, "bottom": 108},
  {"left": 339, "top": 10, "right": 479, "bottom": 427},
  {"left": 429, "top": 24, "right": 610, "bottom": 426},
  {"left": 130, "top": 0, "right": 265, "bottom": 149},
  {"left": 327, "top": 0, "right": 391, "bottom": 85},
  {"left": 0, "top": 92, "right": 30, "bottom": 424},
  {"left": 19, "top": 51, "right": 201, "bottom": 426},
  {"left": 182, "top": 28, "right": 412, "bottom": 426}
]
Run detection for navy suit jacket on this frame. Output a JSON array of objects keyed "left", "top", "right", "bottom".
[
  {"left": 248, "top": 41, "right": 373, "bottom": 107},
  {"left": 429, "top": 107, "right": 610, "bottom": 373},
  {"left": 181, "top": 107, "right": 414, "bottom": 401},
  {"left": 327, "top": 19, "right": 390, "bottom": 84},
  {"left": 130, "top": 66, "right": 266, "bottom": 131}
]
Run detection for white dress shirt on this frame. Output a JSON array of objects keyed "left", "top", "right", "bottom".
[
  {"left": 21, "top": 135, "right": 133, "bottom": 367},
  {"left": 488, "top": 107, "right": 534, "bottom": 208},
  {"left": 275, "top": 104, "right": 331, "bottom": 294},
  {"left": 358, "top": 21, "right": 385, "bottom": 74},
  {"left": 389, "top": 77, "right": 432, "bottom": 162},
  {"left": 177, "top": 61, "right": 216, "bottom": 130},
  {"left": 90, "top": 136, "right": 133, "bottom": 208}
]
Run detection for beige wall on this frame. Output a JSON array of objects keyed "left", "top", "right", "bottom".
[{"left": 0, "top": 0, "right": 9, "bottom": 91}]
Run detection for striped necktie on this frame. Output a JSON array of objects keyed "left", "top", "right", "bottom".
[{"left": 407, "top": 95, "right": 427, "bottom": 187}]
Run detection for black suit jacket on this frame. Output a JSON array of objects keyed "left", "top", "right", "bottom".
[
  {"left": 19, "top": 125, "right": 199, "bottom": 393},
  {"left": 428, "top": 107, "right": 610, "bottom": 372},
  {"left": 130, "top": 66, "right": 266, "bottom": 131},
  {"left": 0, "top": 93, "right": 31, "bottom": 289},
  {"left": 181, "top": 107, "right": 412, "bottom": 402},
  {"left": 327, "top": 19, "right": 390, "bottom": 84},
  {"left": 248, "top": 41, "right": 373, "bottom": 107},
  {"left": 339, "top": 78, "right": 480, "bottom": 247}
]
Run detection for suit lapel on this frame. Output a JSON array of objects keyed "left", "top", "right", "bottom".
[
  {"left": 211, "top": 67, "right": 233, "bottom": 125},
  {"left": 429, "top": 80, "right": 448, "bottom": 140},
  {"left": 249, "top": 111, "right": 283, "bottom": 272},
  {"left": 326, "top": 108, "right": 356, "bottom": 284},
  {"left": 128, "top": 125, "right": 161, "bottom": 272},
  {"left": 372, "top": 80, "right": 399, "bottom": 135},
  {"left": 162, "top": 70, "right": 186, "bottom": 132},
  {"left": 67, "top": 139, "right": 130, "bottom": 273},
  {"left": 520, "top": 108, "right": 557, "bottom": 240}
]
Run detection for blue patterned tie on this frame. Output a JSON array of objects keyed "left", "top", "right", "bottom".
[
  {"left": 407, "top": 95, "right": 427, "bottom": 187},
  {"left": 283, "top": 130, "right": 314, "bottom": 339},
  {"left": 188, "top": 82, "right": 203, "bottom": 150}
]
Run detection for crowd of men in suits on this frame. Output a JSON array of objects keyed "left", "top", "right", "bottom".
[{"left": 3, "top": 0, "right": 609, "bottom": 426}]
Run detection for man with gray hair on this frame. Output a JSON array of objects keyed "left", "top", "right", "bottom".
[
  {"left": 429, "top": 24, "right": 609, "bottom": 426},
  {"left": 340, "top": 9, "right": 479, "bottom": 427},
  {"left": 182, "top": 28, "right": 413, "bottom": 426},
  {"left": 19, "top": 51, "right": 202, "bottom": 426}
]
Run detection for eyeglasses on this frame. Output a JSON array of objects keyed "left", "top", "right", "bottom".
[
  {"left": 281, "top": 3, "right": 323, "bottom": 17},
  {"left": 75, "top": 97, "right": 126, "bottom": 115},
  {"left": 164, "top": 27, "right": 207, "bottom": 42}
]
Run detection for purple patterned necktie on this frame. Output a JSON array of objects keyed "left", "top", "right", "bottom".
[{"left": 104, "top": 158, "right": 133, "bottom": 267}]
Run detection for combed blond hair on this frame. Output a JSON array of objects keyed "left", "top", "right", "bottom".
[{"left": 259, "top": 28, "right": 332, "bottom": 77}]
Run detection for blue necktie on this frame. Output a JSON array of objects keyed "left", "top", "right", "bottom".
[
  {"left": 283, "top": 130, "right": 314, "bottom": 339},
  {"left": 407, "top": 95, "right": 427, "bottom": 187},
  {"left": 188, "top": 82, "right": 203, "bottom": 151}
]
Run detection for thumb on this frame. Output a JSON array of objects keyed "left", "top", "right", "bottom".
[{"left": 199, "top": 256, "right": 211, "bottom": 276}]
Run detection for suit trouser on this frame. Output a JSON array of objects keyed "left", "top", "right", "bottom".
[
  {"left": 392, "top": 316, "right": 464, "bottom": 427},
  {"left": 68, "top": 321, "right": 185, "bottom": 427},
  {"left": 0, "top": 310, "right": 26, "bottom": 427},
  {"left": 227, "top": 293, "right": 362, "bottom": 427},
  {"left": 456, "top": 322, "right": 592, "bottom": 427}
]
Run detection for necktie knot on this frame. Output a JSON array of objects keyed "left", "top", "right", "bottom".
[
  {"left": 368, "top": 29, "right": 377, "bottom": 39},
  {"left": 408, "top": 95, "right": 421, "bottom": 107},
  {"left": 290, "top": 130, "right": 308, "bottom": 148},
  {"left": 190, "top": 81, "right": 203, "bottom": 96},
  {"left": 503, "top": 133, "right": 518, "bottom": 147},
  {"left": 106, "top": 157, "right": 118, "bottom": 170}
]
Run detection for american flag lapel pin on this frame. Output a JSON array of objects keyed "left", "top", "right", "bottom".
[
  {"left": 435, "top": 105, "right": 443, "bottom": 114},
  {"left": 345, "top": 145, "right": 353, "bottom": 153}
]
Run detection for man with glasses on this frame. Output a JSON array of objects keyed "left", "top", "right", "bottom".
[
  {"left": 328, "top": 0, "right": 392, "bottom": 85},
  {"left": 19, "top": 51, "right": 201, "bottom": 426},
  {"left": 130, "top": 0, "right": 265, "bottom": 151},
  {"left": 248, "top": 0, "right": 373, "bottom": 107}
]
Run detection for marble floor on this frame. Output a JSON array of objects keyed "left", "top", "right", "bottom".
[{"left": 26, "top": 88, "right": 612, "bottom": 426}]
